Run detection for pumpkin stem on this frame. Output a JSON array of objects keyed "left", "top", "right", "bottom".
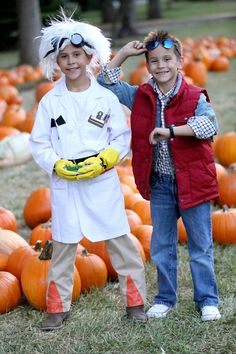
[
  {"left": 81, "top": 248, "right": 89, "bottom": 257},
  {"left": 222, "top": 204, "right": 229, "bottom": 212},
  {"left": 34, "top": 240, "right": 42, "bottom": 252},
  {"left": 39, "top": 240, "right": 53, "bottom": 260}
]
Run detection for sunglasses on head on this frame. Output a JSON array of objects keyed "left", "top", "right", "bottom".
[
  {"left": 146, "top": 38, "right": 175, "bottom": 51},
  {"left": 44, "top": 33, "right": 94, "bottom": 58}
]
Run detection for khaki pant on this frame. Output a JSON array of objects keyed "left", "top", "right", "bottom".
[{"left": 46, "top": 234, "right": 146, "bottom": 313}]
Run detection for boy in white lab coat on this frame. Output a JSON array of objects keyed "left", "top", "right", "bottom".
[{"left": 30, "top": 10, "right": 147, "bottom": 330}]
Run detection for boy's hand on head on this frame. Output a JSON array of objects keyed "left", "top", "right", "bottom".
[{"left": 121, "top": 41, "right": 147, "bottom": 57}]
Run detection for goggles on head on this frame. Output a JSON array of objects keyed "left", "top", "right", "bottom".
[
  {"left": 146, "top": 38, "right": 175, "bottom": 51},
  {"left": 44, "top": 33, "right": 94, "bottom": 58}
]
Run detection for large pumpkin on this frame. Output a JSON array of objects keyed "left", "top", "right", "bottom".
[
  {"left": 75, "top": 249, "right": 108, "bottom": 292},
  {"left": 212, "top": 205, "right": 236, "bottom": 244},
  {"left": 0, "top": 105, "right": 26, "bottom": 129},
  {"left": 21, "top": 241, "right": 81, "bottom": 311},
  {"left": 217, "top": 164, "right": 236, "bottom": 207},
  {"left": 215, "top": 131, "right": 236, "bottom": 167},
  {"left": 0, "top": 271, "right": 22, "bottom": 314},
  {"left": 80, "top": 237, "right": 117, "bottom": 280},
  {"left": 184, "top": 60, "right": 208, "bottom": 87},
  {"left": 80, "top": 233, "right": 146, "bottom": 281},
  {"left": 6, "top": 245, "right": 37, "bottom": 280},
  {"left": 23, "top": 187, "right": 51, "bottom": 228},
  {"left": 132, "top": 200, "right": 152, "bottom": 225},
  {"left": 132, "top": 224, "right": 152, "bottom": 261}
]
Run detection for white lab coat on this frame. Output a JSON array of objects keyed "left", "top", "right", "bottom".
[{"left": 30, "top": 75, "right": 131, "bottom": 243}]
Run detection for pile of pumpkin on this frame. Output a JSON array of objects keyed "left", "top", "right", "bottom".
[
  {"left": 129, "top": 35, "right": 236, "bottom": 87},
  {"left": 1, "top": 138, "right": 236, "bottom": 314},
  {"left": 0, "top": 174, "right": 149, "bottom": 315}
]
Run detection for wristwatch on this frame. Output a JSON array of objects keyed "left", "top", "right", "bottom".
[{"left": 168, "top": 124, "right": 175, "bottom": 139}]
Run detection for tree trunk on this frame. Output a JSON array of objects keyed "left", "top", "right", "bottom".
[
  {"left": 117, "top": 0, "right": 137, "bottom": 38},
  {"left": 101, "top": 0, "right": 115, "bottom": 23},
  {"left": 16, "top": 0, "right": 42, "bottom": 66},
  {"left": 147, "top": 0, "right": 162, "bottom": 19}
]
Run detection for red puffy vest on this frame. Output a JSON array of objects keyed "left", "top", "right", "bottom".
[{"left": 130, "top": 78, "right": 219, "bottom": 210}]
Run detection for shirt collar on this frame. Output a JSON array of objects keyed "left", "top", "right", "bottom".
[{"left": 151, "top": 72, "right": 183, "bottom": 100}]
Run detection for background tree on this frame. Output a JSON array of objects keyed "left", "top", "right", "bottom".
[
  {"left": 147, "top": 0, "right": 162, "bottom": 19},
  {"left": 115, "top": 0, "right": 137, "bottom": 38},
  {"left": 16, "top": 0, "right": 42, "bottom": 66},
  {"left": 101, "top": 0, "right": 115, "bottom": 23}
]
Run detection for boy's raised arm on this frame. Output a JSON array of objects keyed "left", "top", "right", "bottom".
[{"left": 107, "top": 41, "right": 146, "bottom": 69}]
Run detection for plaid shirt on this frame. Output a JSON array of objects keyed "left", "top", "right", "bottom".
[{"left": 103, "top": 66, "right": 217, "bottom": 176}]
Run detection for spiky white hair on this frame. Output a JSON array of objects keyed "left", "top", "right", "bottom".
[{"left": 38, "top": 10, "right": 111, "bottom": 81}]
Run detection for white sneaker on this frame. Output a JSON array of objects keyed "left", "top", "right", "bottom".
[
  {"left": 146, "top": 304, "right": 173, "bottom": 319},
  {"left": 201, "top": 306, "right": 221, "bottom": 321}
]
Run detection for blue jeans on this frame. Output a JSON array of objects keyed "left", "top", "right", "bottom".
[{"left": 150, "top": 170, "right": 220, "bottom": 309}]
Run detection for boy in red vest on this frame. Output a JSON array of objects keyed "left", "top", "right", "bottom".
[{"left": 97, "top": 30, "right": 221, "bottom": 321}]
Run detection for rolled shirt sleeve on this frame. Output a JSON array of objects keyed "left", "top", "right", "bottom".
[
  {"left": 101, "top": 64, "right": 122, "bottom": 84},
  {"left": 187, "top": 93, "right": 218, "bottom": 139}
]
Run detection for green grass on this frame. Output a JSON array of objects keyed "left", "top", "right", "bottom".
[{"left": 0, "top": 246, "right": 235, "bottom": 354}]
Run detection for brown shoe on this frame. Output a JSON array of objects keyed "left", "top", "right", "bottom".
[
  {"left": 41, "top": 311, "right": 71, "bottom": 331},
  {"left": 126, "top": 305, "right": 148, "bottom": 323}
]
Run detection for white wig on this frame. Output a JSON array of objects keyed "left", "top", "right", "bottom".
[{"left": 38, "top": 10, "right": 111, "bottom": 80}]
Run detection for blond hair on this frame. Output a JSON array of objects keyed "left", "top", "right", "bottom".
[{"left": 144, "top": 30, "right": 183, "bottom": 59}]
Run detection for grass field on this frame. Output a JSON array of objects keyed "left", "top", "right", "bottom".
[{"left": 0, "top": 2, "right": 236, "bottom": 353}]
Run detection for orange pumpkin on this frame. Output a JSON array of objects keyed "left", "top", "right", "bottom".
[
  {"left": 21, "top": 241, "right": 81, "bottom": 311},
  {"left": 215, "top": 131, "right": 236, "bottom": 167},
  {"left": 120, "top": 182, "right": 133, "bottom": 198},
  {"left": 18, "top": 111, "right": 35, "bottom": 133},
  {"left": 29, "top": 219, "right": 52, "bottom": 246},
  {"left": 75, "top": 249, "right": 108, "bottom": 292},
  {"left": 124, "top": 192, "right": 144, "bottom": 210},
  {"left": 120, "top": 175, "right": 139, "bottom": 193},
  {"left": 210, "top": 56, "right": 230, "bottom": 71},
  {"left": 6, "top": 245, "right": 36, "bottom": 280},
  {"left": 126, "top": 209, "right": 143, "bottom": 233},
  {"left": 80, "top": 237, "right": 117, "bottom": 280},
  {"left": 0, "top": 85, "right": 22, "bottom": 105},
  {"left": 0, "top": 105, "right": 26, "bottom": 129},
  {"left": 35, "top": 82, "right": 55, "bottom": 102},
  {"left": 0, "top": 253, "right": 8, "bottom": 271},
  {"left": 0, "top": 271, "right": 22, "bottom": 314},
  {"left": 23, "top": 187, "right": 51, "bottom": 229},
  {"left": 129, "top": 61, "right": 150, "bottom": 85},
  {"left": 0, "top": 207, "right": 18, "bottom": 232},
  {"left": 128, "top": 233, "right": 146, "bottom": 265},
  {"left": 184, "top": 60, "right": 208, "bottom": 87},
  {"left": 217, "top": 164, "right": 236, "bottom": 207},
  {"left": 215, "top": 162, "right": 227, "bottom": 183},
  {"left": 132, "top": 224, "right": 152, "bottom": 261},
  {"left": 132, "top": 200, "right": 152, "bottom": 225},
  {"left": 212, "top": 205, "right": 236, "bottom": 244},
  {"left": 0, "top": 229, "right": 28, "bottom": 255}
]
